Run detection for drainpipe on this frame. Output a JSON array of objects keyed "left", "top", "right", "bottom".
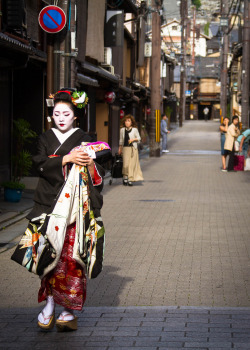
[{"left": 241, "top": 0, "right": 250, "bottom": 128}]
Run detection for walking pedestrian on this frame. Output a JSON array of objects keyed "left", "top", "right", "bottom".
[
  {"left": 160, "top": 114, "right": 170, "bottom": 153},
  {"left": 118, "top": 114, "right": 143, "bottom": 186},
  {"left": 203, "top": 107, "right": 209, "bottom": 121},
  {"left": 224, "top": 115, "right": 240, "bottom": 172},
  {"left": 219, "top": 116, "right": 229, "bottom": 171},
  {"left": 11, "top": 89, "right": 107, "bottom": 332}
]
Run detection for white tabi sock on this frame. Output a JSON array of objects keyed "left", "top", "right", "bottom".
[
  {"left": 58, "top": 308, "right": 75, "bottom": 321},
  {"left": 38, "top": 295, "right": 55, "bottom": 325}
]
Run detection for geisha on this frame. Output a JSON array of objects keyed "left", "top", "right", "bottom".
[{"left": 11, "top": 89, "right": 109, "bottom": 332}]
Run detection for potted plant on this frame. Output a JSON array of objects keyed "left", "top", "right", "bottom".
[
  {"left": 165, "top": 106, "right": 173, "bottom": 129},
  {"left": 2, "top": 118, "right": 37, "bottom": 202}
]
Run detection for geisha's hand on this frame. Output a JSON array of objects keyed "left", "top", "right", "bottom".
[
  {"left": 83, "top": 153, "right": 94, "bottom": 167},
  {"left": 63, "top": 149, "right": 93, "bottom": 166},
  {"left": 86, "top": 156, "right": 95, "bottom": 178}
]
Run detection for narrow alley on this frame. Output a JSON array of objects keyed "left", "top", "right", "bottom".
[{"left": 0, "top": 120, "right": 250, "bottom": 349}]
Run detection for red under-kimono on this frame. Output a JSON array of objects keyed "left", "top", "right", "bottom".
[{"left": 38, "top": 223, "right": 86, "bottom": 310}]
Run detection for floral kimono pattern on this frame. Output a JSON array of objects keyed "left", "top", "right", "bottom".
[{"left": 11, "top": 142, "right": 109, "bottom": 280}]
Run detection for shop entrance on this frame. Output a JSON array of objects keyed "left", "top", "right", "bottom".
[{"left": 198, "top": 104, "right": 211, "bottom": 120}]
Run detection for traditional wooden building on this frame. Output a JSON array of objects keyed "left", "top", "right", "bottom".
[{"left": 0, "top": 0, "right": 154, "bottom": 185}]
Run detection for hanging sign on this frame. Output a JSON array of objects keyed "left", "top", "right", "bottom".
[
  {"left": 38, "top": 6, "right": 66, "bottom": 33},
  {"left": 104, "top": 10, "right": 124, "bottom": 47},
  {"left": 144, "top": 42, "right": 152, "bottom": 57}
]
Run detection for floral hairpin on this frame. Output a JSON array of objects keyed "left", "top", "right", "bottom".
[
  {"left": 46, "top": 90, "right": 88, "bottom": 109},
  {"left": 71, "top": 91, "right": 88, "bottom": 109}
]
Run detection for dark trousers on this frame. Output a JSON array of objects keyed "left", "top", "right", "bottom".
[{"left": 227, "top": 146, "right": 235, "bottom": 171}]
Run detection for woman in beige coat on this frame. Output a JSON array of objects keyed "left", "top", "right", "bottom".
[
  {"left": 224, "top": 115, "right": 240, "bottom": 171},
  {"left": 118, "top": 114, "right": 144, "bottom": 186}
]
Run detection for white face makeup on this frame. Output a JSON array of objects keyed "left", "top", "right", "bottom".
[{"left": 52, "top": 102, "right": 76, "bottom": 133}]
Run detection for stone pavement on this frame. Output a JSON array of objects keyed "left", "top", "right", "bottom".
[
  {"left": 0, "top": 306, "right": 250, "bottom": 349},
  {"left": 0, "top": 120, "right": 250, "bottom": 349}
]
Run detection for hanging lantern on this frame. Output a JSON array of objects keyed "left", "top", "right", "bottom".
[
  {"left": 105, "top": 91, "right": 116, "bottom": 103},
  {"left": 120, "top": 110, "right": 125, "bottom": 119},
  {"left": 146, "top": 108, "right": 151, "bottom": 115}
]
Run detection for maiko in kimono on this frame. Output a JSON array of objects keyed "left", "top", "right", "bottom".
[{"left": 11, "top": 89, "right": 110, "bottom": 332}]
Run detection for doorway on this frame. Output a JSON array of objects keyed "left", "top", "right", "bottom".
[{"left": 198, "top": 104, "right": 211, "bottom": 120}]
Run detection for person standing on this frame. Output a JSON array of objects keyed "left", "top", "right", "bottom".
[
  {"left": 224, "top": 115, "right": 240, "bottom": 171},
  {"left": 160, "top": 114, "right": 170, "bottom": 153},
  {"left": 118, "top": 114, "right": 143, "bottom": 186},
  {"left": 219, "top": 116, "right": 229, "bottom": 171},
  {"left": 238, "top": 128, "right": 250, "bottom": 159},
  {"left": 203, "top": 107, "right": 209, "bottom": 121},
  {"left": 11, "top": 89, "right": 106, "bottom": 332}
]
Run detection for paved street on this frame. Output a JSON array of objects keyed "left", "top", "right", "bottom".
[{"left": 0, "top": 120, "right": 250, "bottom": 349}]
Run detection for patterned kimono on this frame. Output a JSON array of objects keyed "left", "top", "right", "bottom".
[{"left": 26, "top": 128, "right": 106, "bottom": 310}]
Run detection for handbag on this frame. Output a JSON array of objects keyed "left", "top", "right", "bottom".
[{"left": 234, "top": 154, "right": 245, "bottom": 171}]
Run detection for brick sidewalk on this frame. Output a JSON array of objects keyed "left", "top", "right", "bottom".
[
  {"left": 84, "top": 120, "right": 250, "bottom": 308},
  {"left": 0, "top": 306, "right": 250, "bottom": 349},
  {"left": 0, "top": 120, "right": 250, "bottom": 349}
]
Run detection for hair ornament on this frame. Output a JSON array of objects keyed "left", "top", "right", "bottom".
[
  {"left": 71, "top": 91, "right": 88, "bottom": 109},
  {"left": 46, "top": 94, "right": 55, "bottom": 107},
  {"left": 46, "top": 90, "right": 88, "bottom": 109}
]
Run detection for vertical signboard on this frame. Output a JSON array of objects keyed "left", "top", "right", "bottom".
[
  {"left": 104, "top": 10, "right": 124, "bottom": 47},
  {"left": 144, "top": 42, "right": 152, "bottom": 57}
]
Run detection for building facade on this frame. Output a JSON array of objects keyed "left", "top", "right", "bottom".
[{"left": 0, "top": 0, "right": 176, "bottom": 185}]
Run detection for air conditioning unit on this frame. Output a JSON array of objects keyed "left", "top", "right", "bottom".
[
  {"left": 6, "top": 0, "right": 27, "bottom": 31},
  {"left": 103, "top": 47, "right": 112, "bottom": 65},
  {"left": 101, "top": 65, "right": 115, "bottom": 75}
]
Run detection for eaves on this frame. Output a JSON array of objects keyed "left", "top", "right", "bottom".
[
  {"left": 0, "top": 33, "right": 47, "bottom": 61},
  {"left": 82, "top": 61, "right": 119, "bottom": 84},
  {"left": 108, "top": 0, "right": 138, "bottom": 15},
  {"left": 124, "top": 26, "right": 136, "bottom": 42},
  {"left": 0, "top": 32, "right": 33, "bottom": 54}
]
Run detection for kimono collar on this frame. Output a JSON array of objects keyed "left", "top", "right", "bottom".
[{"left": 52, "top": 128, "right": 79, "bottom": 145}]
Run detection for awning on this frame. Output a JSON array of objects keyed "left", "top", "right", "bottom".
[
  {"left": 132, "top": 81, "right": 146, "bottom": 91},
  {"left": 197, "top": 96, "right": 220, "bottom": 103},
  {"left": 132, "top": 95, "right": 140, "bottom": 103},
  {"left": 119, "top": 85, "right": 133, "bottom": 95},
  {"left": 82, "top": 62, "right": 119, "bottom": 84},
  {"left": 0, "top": 33, "right": 47, "bottom": 60},
  {"left": 77, "top": 73, "right": 99, "bottom": 87},
  {"left": 115, "top": 0, "right": 138, "bottom": 14},
  {"left": 0, "top": 32, "right": 33, "bottom": 54}
]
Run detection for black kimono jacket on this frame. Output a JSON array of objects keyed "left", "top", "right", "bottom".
[{"left": 27, "top": 128, "right": 105, "bottom": 220}]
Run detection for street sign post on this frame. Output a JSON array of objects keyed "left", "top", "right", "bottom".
[{"left": 38, "top": 6, "right": 66, "bottom": 33}]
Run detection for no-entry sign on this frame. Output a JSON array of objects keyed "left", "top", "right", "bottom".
[{"left": 38, "top": 6, "right": 66, "bottom": 33}]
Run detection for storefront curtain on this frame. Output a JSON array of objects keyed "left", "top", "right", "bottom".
[{"left": 86, "top": 0, "right": 105, "bottom": 62}]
